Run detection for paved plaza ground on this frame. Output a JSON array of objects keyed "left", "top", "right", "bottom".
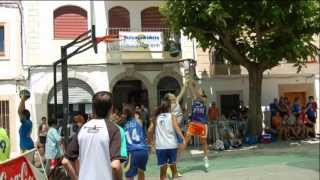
[{"left": 145, "top": 140, "right": 319, "bottom": 180}]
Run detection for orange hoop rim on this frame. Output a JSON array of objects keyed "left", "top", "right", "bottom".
[{"left": 96, "top": 34, "right": 119, "bottom": 43}]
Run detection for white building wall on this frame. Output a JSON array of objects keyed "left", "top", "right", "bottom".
[
  {"left": 22, "top": 1, "right": 107, "bottom": 66},
  {"left": 0, "top": 4, "right": 25, "bottom": 156},
  {"left": 0, "top": 5, "right": 23, "bottom": 78}
]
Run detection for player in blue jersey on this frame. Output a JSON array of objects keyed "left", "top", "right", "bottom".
[
  {"left": 183, "top": 80, "right": 209, "bottom": 169},
  {"left": 122, "top": 104, "right": 149, "bottom": 180}
]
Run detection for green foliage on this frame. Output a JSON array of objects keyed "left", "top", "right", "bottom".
[{"left": 162, "top": 0, "right": 320, "bottom": 70}]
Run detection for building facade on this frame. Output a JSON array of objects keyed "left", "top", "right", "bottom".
[
  {"left": 21, "top": 0, "right": 189, "bottom": 149},
  {"left": 192, "top": 37, "right": 320, "bottom": 132},
  {"left": 0, "top": 1, "right": 26, "bottom": 154}
]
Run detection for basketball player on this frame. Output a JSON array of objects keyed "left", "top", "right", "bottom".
[{"left": 183, "top": 80, "right": 209, "bottom": 169}]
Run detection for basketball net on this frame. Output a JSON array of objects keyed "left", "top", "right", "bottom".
[
  {"left": 95, "top": 34, "right": 119, "bottom": 44},
  {"left": 95, "top": 34, "right": 122, "bottom": 64}
]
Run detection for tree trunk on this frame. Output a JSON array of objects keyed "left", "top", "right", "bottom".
[{"left": 247, "top": 65, "right": 264, "bottom": 136}]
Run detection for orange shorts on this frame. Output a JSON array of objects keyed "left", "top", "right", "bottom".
[{"left": 187, "top": 122, "right": 207, "bottom": 138}]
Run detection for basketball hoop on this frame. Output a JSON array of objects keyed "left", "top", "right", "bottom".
[{"left": 96, "top": 34, "right": 119, "bottom": 44}]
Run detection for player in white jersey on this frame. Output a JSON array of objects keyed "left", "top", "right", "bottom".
[
  {"left": 165, "top": 78, "right": 189, "bottom": 177},
  {"left": 148, "top": 94, "right": 185, "bottom": 180},
  {"left": 62, "top": 91, "right": 123, "bottom": 180}
]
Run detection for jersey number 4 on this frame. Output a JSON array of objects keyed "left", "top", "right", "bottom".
[{"left": 126, "top": 129, "right": 140, "bottom": 144}]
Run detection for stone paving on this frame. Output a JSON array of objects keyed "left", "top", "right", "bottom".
[{"left": 145, "top": 140, "right": 320, "bottom": 180}]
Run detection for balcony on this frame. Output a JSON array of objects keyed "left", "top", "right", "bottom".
[
  {"left": 105, "top": 27, "right": 181, "bottom": 62},
  {"left": 213, "top": 64, "right": 241, "bottom": 75}
]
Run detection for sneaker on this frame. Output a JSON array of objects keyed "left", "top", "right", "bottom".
[{"left": 203, "top": 157, "right": 209, "bottom": 169}]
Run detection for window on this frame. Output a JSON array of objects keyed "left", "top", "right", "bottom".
[
  {"left": 141, "top": 7, "right": 167, "bottom": 30},
  {"left": 108, "top": 6, "right": 130, "bottom": 35},
  {"left": 0, "top": 100, "right": 9, "bottom": 133},
  {"left": 0, "top": 25, "right": 4, "bottom": 56},
  {"left": 54, "top": 6, "right": 88, "bottom": 39}
]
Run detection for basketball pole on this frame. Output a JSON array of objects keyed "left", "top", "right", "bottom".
[{"left": 52, "top": 0, "right": 99, "bottom": 145}]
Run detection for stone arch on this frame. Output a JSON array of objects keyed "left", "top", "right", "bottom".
[
  {"left": 40, "top": 73, "right": 99, "bottom": 111},
  {"left": 154, "top": 70, "right": 183, "bottom": 88},
  {"left": 154, "top": 70, "right": 183, "bottom": 104},
  {"left": 110, "top": 71, "right": 154, "bottom": 109},
  {"left": 110, "top": 71, "right": 152, "bottom": 92}
]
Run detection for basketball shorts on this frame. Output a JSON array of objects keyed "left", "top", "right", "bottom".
[
  {"left": 187, "top": 122, "right": 207, "bottom": 138},
  {"left": 124, "top": 150, "right": 148, "bottom": 177},
  {"left": 156, "top": 148, "right": 177, "bottom": 166}
]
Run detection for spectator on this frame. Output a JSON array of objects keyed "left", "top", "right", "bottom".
[
  {"left": 207, "top": 102, "right": 220, "bottom": 144},
  {"left": 272, "top": 112, "right": 282, "bottom": 131},
  {"left": 310, "top": 96, "right": 318, "bottom": 118},
  {"left": 269, "top": 98, "right": 280, "bottom": 120},
  {"left": 45, "top": 119, "right": 63, "bottom": 173},
  {"left": 291, "top": 97, "right": 301, "bottom": 118},
  {"left": 288, "top": 116, "right": 304, "bottom": 140},
  {"left": 38, "top": 116, "right": 48, "bottom": 146},
  {"left": 279, "top": 97, "right": 289, "bottom": 117},
  {"left": 306, "top": 96, "right": 317, "bottom": 122},
  {"left": 297, "top": 110, "right": 308, "bottom": 138},
  {"left": 279, "top": 114, "right": 289, "bottom": 140},
  {"left": 62, "top": 91, "right": 123, "bottom": 180},
  {"left": 134, "top": 110, "right": 144, "bottom": 127},
  {"left": 0, "top": 127, "right": 10, "bottom": 162},
  {"left": 305, "top": 96, "right": 317, "bottom": 137},
  {"left": 229, "top": 110, "right": 239, "bottom": 121},
  {"left": 72, "top": 112, "right": 88, "bottom": 134},
  {"left": 18, "top": 95, "right": 34, "bottom": 153},
  {"left": 208, "top": 102, "right": 220, "bottom": 122},
  {"left": 238, "top": 101, "right": 248, "bottom": 120}
]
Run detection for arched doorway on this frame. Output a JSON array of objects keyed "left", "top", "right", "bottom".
[
  {"left": 112, "top": 79, "right": 149, "bottom": 111},
  {"left": 157, "top": 76, "right": 181, "bottom": 105},
  {"left": 47, "top": 78, "right": 94, "bottom": 121}
]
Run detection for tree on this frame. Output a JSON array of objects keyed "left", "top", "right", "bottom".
[{"left": 162, "top": 0, "right": 320, "bottom": 136}]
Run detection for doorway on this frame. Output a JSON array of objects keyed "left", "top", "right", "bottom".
[
  {"left": 112, "top": 80, "right": 149, "bottom": 111},
  {"left": 284, "top": 92, "right": 306, "bottom": 106},
  {"left": 157, "top": 76, "right": 181, "bottom": 105},
  {"left": 220, "top": 94, "right": 240, "bottom": 118}
]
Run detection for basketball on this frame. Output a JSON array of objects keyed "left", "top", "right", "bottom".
[{"left": 19, "top": 89, "right": 31, "bottom": 99}]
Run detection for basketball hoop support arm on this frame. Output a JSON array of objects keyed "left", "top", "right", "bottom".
[{"left": 53, "top": 28, "right": 97, "bottom": 144}]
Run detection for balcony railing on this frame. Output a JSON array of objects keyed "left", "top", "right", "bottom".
[{"left": 213, "top": 64, "right": 241, "bottom": 75}]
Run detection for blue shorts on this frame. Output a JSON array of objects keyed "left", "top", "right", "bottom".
[
  {"left": 124, "top": 150, "right": 148, "bottom": 177},
  {"left": 156, "top": 149, "right": 177, "bottom": 166}
]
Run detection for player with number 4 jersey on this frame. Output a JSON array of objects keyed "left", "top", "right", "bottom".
[{"left": 122, "top": 105, "right": 148, "bottom": 180}]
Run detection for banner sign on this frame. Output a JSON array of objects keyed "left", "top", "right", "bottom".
[
  {"left": 119, "top": 31, "right": 163, "bottom": 51},
  {"left": 0, "top": 156, "right": 36, "bottom": 180},
  {"left": 0, "top": 149, "right": 47, "bottom": 180}
]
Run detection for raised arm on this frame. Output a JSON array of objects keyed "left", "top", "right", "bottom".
[
  {"left": 18, "top": 97, "right": 26, "bottom": 119},
  {"left": 172, "top": 115, "right": 185, "bottom": 144},
  {"left": 176, "top": 78, "right": 190, "bottom": 103}
]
